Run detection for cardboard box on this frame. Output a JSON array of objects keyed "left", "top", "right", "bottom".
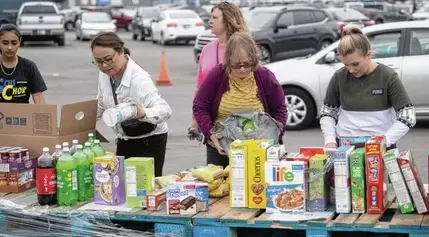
[
  {"left": 247, "top": 139, "right": 272, "bottom": 209},
  {"left": 365, "top": 136, "right": 387, "bottom": 214},
  {"left": 267, "top": 144, "right": 286, "bottom": 162},
  {"left": 94, "top": 155, "right": 126, "bottom": 206},
  {"left": 147, "top": 188, "right": 166, "bottom": 211},
  {"left": 349, "top": 148, "right": 366, "bottom": 213},
  {"left": 333, "top": 145, "right": 354, "bottom": 213},
  {"left": 0, "top": 100, "right": 107, "bottom": 157},
  {"left": 125, "top": 157, "right": 155, "bottom": 208},
  {"left": 166, "top": 181, "right": 197, "bottom": 215},
  {"left": 299, "top": 147, "right": 324, "bottom": 156},
  {"left": 398, "top": 150, "right": 429, "bottom": 214},
  {"left": 383, "top": 151, "right": 414, "bottom": 214},
  {"left": 308, "top": 154, "right": 330, "bottom": 212},
  {"left": 229, "top": 140, "right": 248, "bottom": 208},
  {"left": 339, "top": 136, "right": 371, "bottom": 147}
]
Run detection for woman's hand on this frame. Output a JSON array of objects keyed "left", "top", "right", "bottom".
[
  {"left": 210, "top": 134, "right": 226, "bottom": 155},
  {"left": 123, "top": 97, "right": 145, "bottom": 117},
  {"left": 325, "top": 142, "right": 337, "bottom": 149}
]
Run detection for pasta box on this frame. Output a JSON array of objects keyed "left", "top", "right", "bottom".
[{"left": 93, "top": 155, "right": 126, "bottom": 206}]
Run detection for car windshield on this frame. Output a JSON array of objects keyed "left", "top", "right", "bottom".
[
  {"left": 83, "top": 13, "right": 111, "bottom": 23},
  {"left": 244, "top": 11, "right": 278, "bottom": 29},
  {"left": 364, "top": 4, "right": 383, "bottom": 10},
  {"left": 169, "top": 11, "right": 197, "bottom": 19},
  {"left": 22, "top": 5, "right": 57, "bottom": 14},
  {"left": 330, "top": 10, "right": 367, "bottom": 20},
  {"left": 416, "top": 5, "right": 429, "bottom": 12},
  {"left": 139, "top": 8, "right": 159, "bottom": 18}
]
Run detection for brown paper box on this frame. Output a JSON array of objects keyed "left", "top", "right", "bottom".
[{"left": 0, "top": 100, "right": 108, "bottom": 157}]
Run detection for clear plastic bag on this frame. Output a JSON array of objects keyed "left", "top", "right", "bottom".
[{"left": 211, "top": 111, "right": 283, "bottom": 154}]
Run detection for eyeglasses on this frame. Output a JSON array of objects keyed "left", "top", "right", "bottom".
[
  {"left": 231, "top": 62, "right": 253, "bottom": 69},
  {"left": 92, "top": 52, "right": 117, "bottom": 66}
]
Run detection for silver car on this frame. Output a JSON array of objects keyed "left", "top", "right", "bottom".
[
  {"left": 265, "top": 20, "right": 429, "bottom": 130},
  {"left": 75, "top": 12, "right": 117, "bottom": 41}
]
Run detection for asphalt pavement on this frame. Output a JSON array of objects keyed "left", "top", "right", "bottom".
[{"left": 18, "top": 31, "right": 429, "bottom": 181}]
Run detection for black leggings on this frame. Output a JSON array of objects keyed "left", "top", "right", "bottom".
[
  {"left": 116, "top": 133, "right": 168, "bottom": 177},
  {"left": 206, "top": 145, "right": 229, "bottom": 168}
]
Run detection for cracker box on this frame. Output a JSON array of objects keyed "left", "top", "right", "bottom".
[
  {"left": 229, "top": 140, "right": 248, "bottom": 208},
  {"left": 333, "top": 145, "right": 354, "bottom": 213},
  {"left": 398, "top": 150, "right": 429, "bottom": 214},
  {"left": 265, "top": 161, "right": 306, "bottom": 213},
  {"left": 166, "top": 181, "right": 197, "bottom": 215},
  {"left": 267, "top": 144, "right": 286, "bottom": 162},
  {"left": 93, "top": 155, "right": 126, "bottom": 205},
  {"left": 365, "top": 136, "right": 387, "bottom": 214},
  {"left": 349, "top": 148, "right": 366, "bottom": 213},
  {"left": 125, "top": 157, "right": 155, "bottom": 208},
  {"left": 383, "top": 151, "right": 414, "bottom": 214},
  {"left": 308, "top": 154, "right": 330, "bottom": 212},
  {"left": 247, "top": 139, "right": 273, "bottom": 209}
]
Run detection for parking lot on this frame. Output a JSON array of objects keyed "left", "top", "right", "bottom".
[{"left": 17, "top": 31, "right": 429, "bottom": 179}]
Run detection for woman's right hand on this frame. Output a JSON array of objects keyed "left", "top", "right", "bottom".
[
  {"left": 325, "top": 142, "right": 337, "bottom": 149},
  {"left": 210, "top": 134, "right": 226, "bottom": 155}
]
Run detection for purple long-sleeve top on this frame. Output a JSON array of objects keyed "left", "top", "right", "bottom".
[{"left": 193, "top": 64, "right": 288, "bottom": 144}]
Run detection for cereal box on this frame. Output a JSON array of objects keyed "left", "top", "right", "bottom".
[
  {"left": 308, "top": 154, "right": 330, "bottom": 212},
  {"left": 125, "top": 157, "right": 155, "bottom": 208},
  {"left": 195, "top": 181, "right": 209, "bottom": 212},
  {"left": 339, "top": 136, "right": 371, "bottom": 147},
  {"left": 267, "top": 144, "right": 286, "bottom": 162},
  {"left": 291, "top": 153, "right": 311, "bottom": 211},
  {"left": 229, "top": 140, "right": 248, "bottom": 208},
  {"left": 147, "top": 188, "right": 166, "bottom": 211},
  {"left": 247, "top": 139, "right": 273, "bottom": 209},
  {"left": 93, "top": 155, "right": 126, "bottom": 205},
  {"left": 398, "top": 150, "right": 429, "bottom": 214},
  {"left": 265, "top": 161, "right": 306, "bottom": 213},
  {"left": 383, "top": 151, "right": 414, "bottom": 214},
  {"left": 166, "top": 181, "right": 197, "bottom": 215},
  {"left": 365, "top": 136, "right": 387, "bottom": 214},
  {"left": 333, "top": 145, "right": 354, "bottom": 213},
  {"left": 300, "top": 147, "right": 325, "bottom": 156},
  {"left": 349, "top": 148, "right": 366, "bottom": 213}
]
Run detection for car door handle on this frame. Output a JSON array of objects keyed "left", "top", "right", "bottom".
[{"left": 387, "top": 64, "right": 400, "bottom": 70}]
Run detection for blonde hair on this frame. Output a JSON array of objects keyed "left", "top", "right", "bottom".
[
  {"left": 212, "top": 2, "right": 250, "bottom": 37},
  {"left": 224, "top": 32, "right": 260, "bottom": 73},
  {"left": 338, "top": 25, "right": 371, "bottom": 56}
]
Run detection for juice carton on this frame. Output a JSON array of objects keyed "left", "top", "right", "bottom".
[
  {"left": 265, "top": 161, "right": 306, "bottom": 213},
  {"left": 383, "top": 151, "right": 414, "bottom": 214},
  {"left": 365, "top": 136, "right": 387, "bottom": 214},
  {"left": 308, "top": 154, "right": 330, "bottom": 212},
  {"left": 124, "top": 157, "right": 155, "bottom": 208},
  {"left": 333, "top": 145, "right": 354, "bottom": 213},
  {"left": 247, "top": 139, "right": 273, "bottom": 209},
  {"left": 349, "top": 148, "right": 366, "bottom": 213},
  {"left": 229, "top": 140, "right": 248, "bottom": 208},
  {"left": 398, "top": 150, "right": 429, "bottom": 214}
]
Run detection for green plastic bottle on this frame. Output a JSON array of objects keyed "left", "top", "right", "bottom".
[
  {"left": 91, "top": 140, "right": 106, "bottom": 157},
  {"left": 56, "top": 147, "right": 78, "bottom": 206},
  {"left": 83, "top": 142, "right": 95, "bottom": 199},
  {"left": 72, "top": 145, "right": 91, "bottom": 202},
  {"left": 87, "top": 133, "right": 95, "bottom": 147}
]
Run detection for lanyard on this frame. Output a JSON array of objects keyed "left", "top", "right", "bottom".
[{"left": 216, "top": 41, "right": 219, "bottom": 65}]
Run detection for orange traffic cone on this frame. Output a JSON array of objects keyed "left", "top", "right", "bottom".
[{"left": 156, "top": 51, "right": 173, "bottom": 86}]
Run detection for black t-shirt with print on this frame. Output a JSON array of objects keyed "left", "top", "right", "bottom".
[{"left": 0, "top": 56, "right": 47, "bottom": 103}]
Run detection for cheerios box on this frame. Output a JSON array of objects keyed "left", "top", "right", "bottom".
[
  {"left": 265, "top": 161, "right": 306, "bottom": 213},
  {"left": 247, "top": 139, "right": 273, "bottom": 209},
  {"left": 229, "top": 140, "right": 249, "bottom": 208},
  {"left": 94, "top": 155, "right": 126, "bottom": 206}
]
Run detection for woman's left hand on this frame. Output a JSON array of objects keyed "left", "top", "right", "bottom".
[{"left": 123, "top": 97, "right": 145, "bottom": 117}]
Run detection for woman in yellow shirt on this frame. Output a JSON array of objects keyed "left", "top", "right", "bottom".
[{"left": 193, "top": 32, "right": 288, "bottom": 167}]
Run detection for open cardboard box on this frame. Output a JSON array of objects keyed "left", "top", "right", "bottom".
[{"left": 0, "top": 100, "right": 108, "bottom": 157}]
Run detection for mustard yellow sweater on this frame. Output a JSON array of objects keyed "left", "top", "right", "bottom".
[{"left": 217, "top": 73, "right": 264, "bottom": 122}]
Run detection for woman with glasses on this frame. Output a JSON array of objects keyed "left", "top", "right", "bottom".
[
  {"left": 193, "top": 32, "right": 287, "bottom": 168},
  {"left": 92, "top": 32, "right": 172, "bottom": 177},
  {"left": 0, "top": 24, "right": 46, "bottom": 104}
]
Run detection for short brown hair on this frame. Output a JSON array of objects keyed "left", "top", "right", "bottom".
[
  {"left": 91, "top": 31, "right": 131, "bottom": 55},
  {"left": 224, "top": 32, "right": 260, "bottom": 73},
  {"left": 212, "top": 2, "right": 249, "bottom": 37},
  {"left": 338, "top": 25, "right": 371, "bottom": 56}
]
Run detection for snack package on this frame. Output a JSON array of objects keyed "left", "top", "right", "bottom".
[
  {"left": 209, "top": 182, "right": 230, "bottom": 198},
  {"left": 191, "top": 165, "right": 227, "bottom": 183},
  {"left": 155, "top": 174, "right": 181, "bottom": 189},
  {"left": 208, "top": 178, "right": 223, "bottom": 191}
]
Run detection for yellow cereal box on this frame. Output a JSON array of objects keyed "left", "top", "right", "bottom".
[
  {"left": 247, "top": 139, "right": 273, "bottom": 209},
  {"left": 229, "top": 140, "right": 249, "bottom": 207}
]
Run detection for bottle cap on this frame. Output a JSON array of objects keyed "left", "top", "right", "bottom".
[
  {"left": 94, "top": 140, "right": 100, "bottom": 144},
  {"left": 43, "top": 147, "right": 49, "bottom": 152},
  {"left": 88, "top": 133, "right": 94, "bottom": 137},
  {"left": 77, "top": 144, "right": 83, "bottom": 149},
  {"left": 84, "top": 142, "right": 91, "bottom": 147},
  {"left": 55, "top": 145, "right": 61, "bottom": 149},
  {"left": 72, "top": 140, "right": 78, "bottom": 144},
  {"left": 63, "top": 147, "right": 70, "bottom": 152},
  {"left": 62, "top": 142, "right": 69, "bottom": 146}
]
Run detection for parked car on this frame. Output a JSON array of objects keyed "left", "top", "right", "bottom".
[
  {"left": 245, "top": 6, "right": 337, "bottom": 64},
  {"left": 360, "top": 2, "right": 413, "bottom": 24},
  {"left": 413, "top": 3, "right": 429, "bottom": 20},
  {"left": 0, "top": 0, "right": 38, "bottom": 26},
  {"left": 151, "top": 10, "right": 206, "bottom": 45},
  {"left": 131, "top": 6, "right": 161, "bottom": 41},
  {"left": 325, "top": 7, "right": 375, "bottom": 36},
  {"left": 80, "top": 6, "right": 133, "bottom": 31},
  {"left": 264, "top": 21, "right": 429, "bottom": 130},
  {"left": 75, "top": 11, "right": 116, "bottom": 41},
  {"left": 167, "top": 5, "right": 211, "bottom": 29},
  {"left": 16, "top": 1, "right": 65, "bottom": 46}
]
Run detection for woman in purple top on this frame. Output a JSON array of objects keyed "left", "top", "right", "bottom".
[{"left": 193, "top": 33, "right": 287, "bottom": 167}]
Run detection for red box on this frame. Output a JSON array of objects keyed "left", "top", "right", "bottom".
[
  {"left": 365, "top": 136, "right": 387, "bottom": 214},
  {"left": 299, "top": 147, "right": 325, "bottom": 156}
]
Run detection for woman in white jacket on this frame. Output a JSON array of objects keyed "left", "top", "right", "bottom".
[{"left": 92, "top": 32, "right": 172, "bottom": 177}]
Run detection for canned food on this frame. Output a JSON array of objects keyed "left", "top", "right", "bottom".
[
  {"left": 0, "top": 150, "right": 8, "bottom": 163},
  {"left": 102, "top": 103, "right": 138, "bottom": 127},
  {"left": 19, "top": 149, "right": 29, "bottom": 162},
  {"left": 8, "top": 150, "right": 21, "bottom": 163}
]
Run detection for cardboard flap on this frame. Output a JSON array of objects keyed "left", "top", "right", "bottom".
[
  {"left": 0, "top": 103, "right": 57, "bottom": 136},
  {"left": 59, "top": 100, "right": 97, "bottom": 136}
]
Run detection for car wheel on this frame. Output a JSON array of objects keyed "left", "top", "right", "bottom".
[
  {"left": 160, "top": 32, "right": 166, "bottom": 45},
  {"left": 258, "top": 45, "right": 271, "bottom": 64},
  {"left": 139, "top": 30, "right": 146, "bottom": 41},
  {"left": 57, "top": 35, "right": 65, "bottom": 46},
  {"left": 65, "top": 22, "right": 74, "bottom": 31},
  {"left": 126, "top": 24, "right": 132, "bottom": 32},
  {"left": 318, "top": 40, "right": 332, "bottom": 50},
  {"left": 284, "top": 87, "right": 316, "bottom": 130},
  {"left": 375, "top": 18, "right": 383, "bottom": 24},
  {"left": 132, "top": 32, "right": 138, "bottom": 40}
]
